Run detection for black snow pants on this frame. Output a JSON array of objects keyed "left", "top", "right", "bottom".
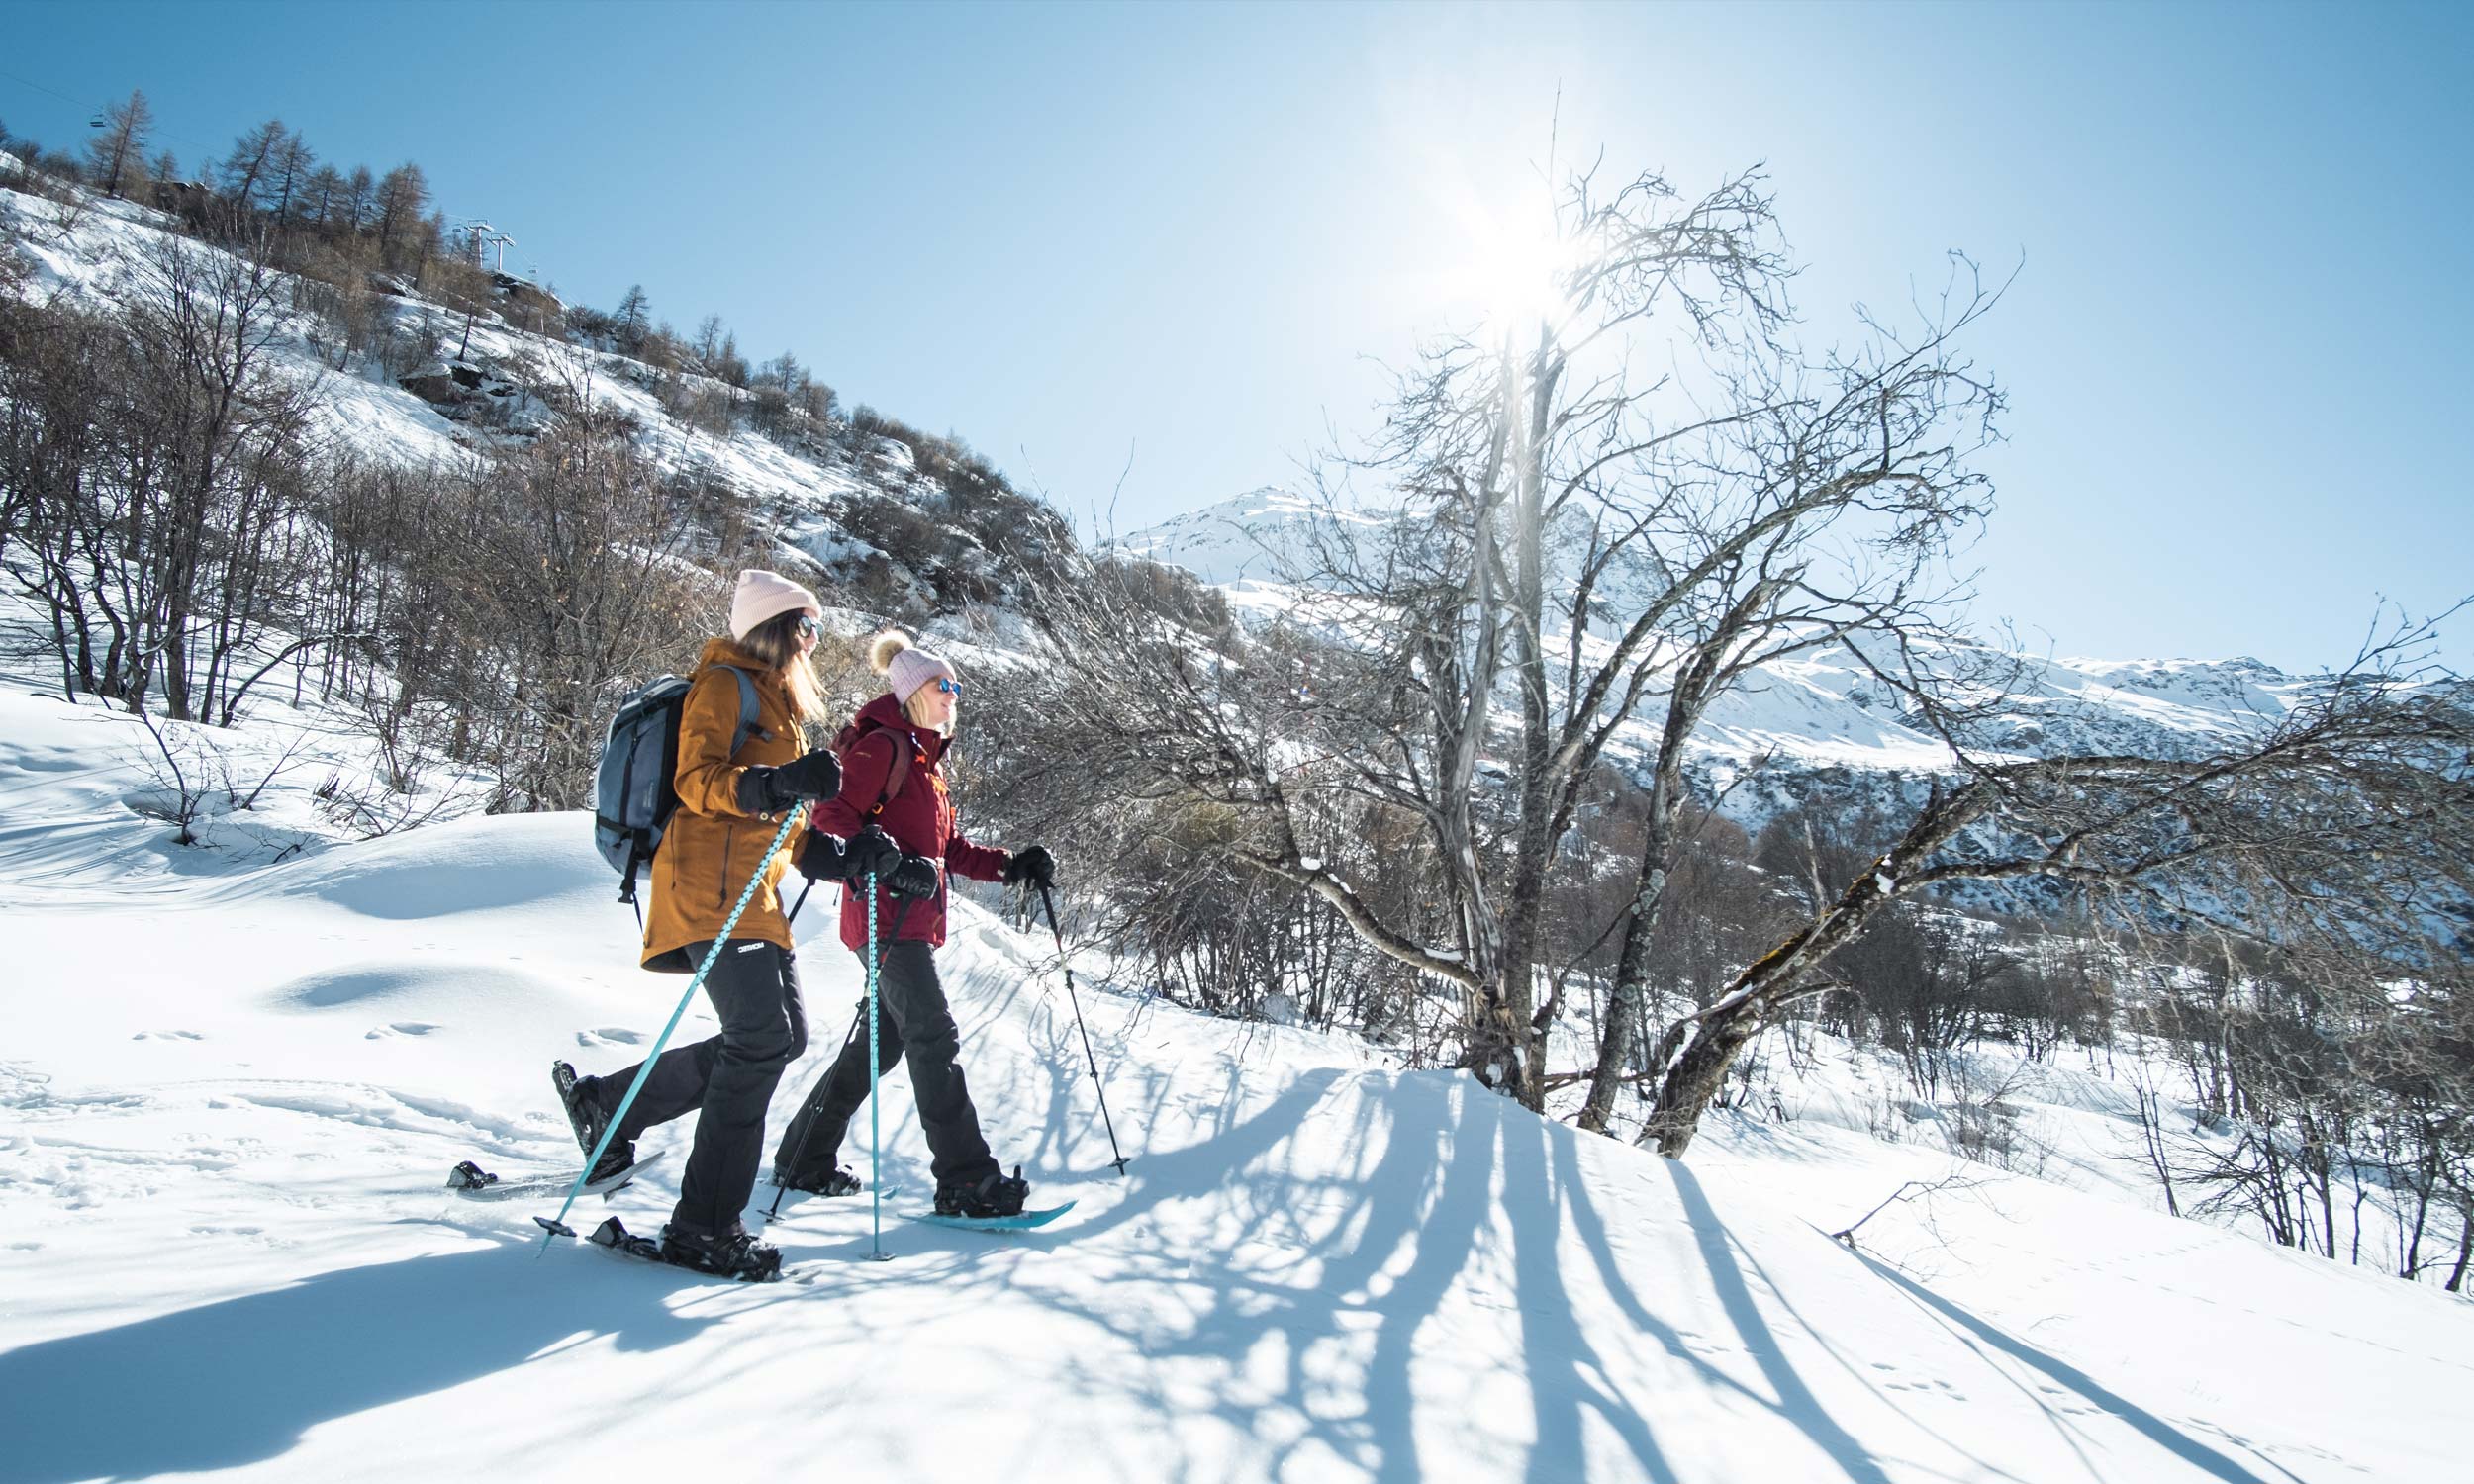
[
  {"left": 591, "top": 937, "right": 806, "bottom": 1235},
  {"left": 773, "top": 939, "right": 999, "bottom": 1191}
]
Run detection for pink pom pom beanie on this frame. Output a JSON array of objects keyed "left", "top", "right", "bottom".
[{"left": 872, "top": 629, "right": 958, "bottom": 702}]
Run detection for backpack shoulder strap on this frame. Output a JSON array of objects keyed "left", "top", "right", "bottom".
[
  {"left": 712, "top": 665, "right": 761, "bottom": 758},
  {"left": 855, "top": 723, "right": 913, "bottom": 816},
  {"left": 878, "top": 731, "right": 912, "bottom": 811}
]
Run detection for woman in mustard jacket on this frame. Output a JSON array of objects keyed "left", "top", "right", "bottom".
[{"left": 553, "top": 569, "right": 842, "bottom": 1281}]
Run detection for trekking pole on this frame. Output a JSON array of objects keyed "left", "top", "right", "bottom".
[
  {"left": 1037, "top": 881, "right": 1130, "bottom": 1176},
  {"left": 866, "top": 872, "right": 892, "bottom": 1260},
  {"left": 536, "top": 809, "right": 804, "bottom": 1253},
  {"left": 765, "top": 893, "right": 912, "bottom": 1221}
]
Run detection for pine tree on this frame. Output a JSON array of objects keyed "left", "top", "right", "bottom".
[
  {"left": 343, "top": 166, "right": 375, "bottom": 233},
  {"left": 83, "top": 90, "right": 152, "bottom": 198},
  {"left": 614, "top": 284, "right": 650, "bottom": 351},
  {"left": 373, "top": 163, "right": 430, "bottom": 265},
  {"left": 219, "top": 119, "right": 288, "bottom": 213},
  {"left": 302, "top": 164, "right": 345, "bottom": 232},
  {"left": 269, "top": 131, "right": 316, "bottom": 227}
]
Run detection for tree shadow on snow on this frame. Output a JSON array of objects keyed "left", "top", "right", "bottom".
[
  {"left": 0, "top": 1234, "right": 718, "bottom": 1484},
  {"left": 828, "top": 958, "right": 2087, "bottom": 1482},
  {"left": 1849, "top": 1252, "right": 2288, "bottom": 1484},
  {"left": 1664, "top": 1164, "right": 1906, "bottom": 1484}
]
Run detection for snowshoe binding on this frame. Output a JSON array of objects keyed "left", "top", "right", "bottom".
[
  {"left": 775, "top": 1164, "right": 863, "bottom": 1198},
  {"left": 551, "top": 1060, "right": 634, "bottom": 1183},
  {"left": 934, "top": 1164, "right": 1030, "bottom": 1219},
  {"left": 657, "top": 1220, "right": 783, "bottom": 1282}
]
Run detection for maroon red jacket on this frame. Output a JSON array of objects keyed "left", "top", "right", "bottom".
[{"left": 807, "top": 691, "right": 1007, "bottom": 953}]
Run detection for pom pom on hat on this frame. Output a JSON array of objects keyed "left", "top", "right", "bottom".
[
  {"left": 871, "top": 628, "right": 958, "bottom": 702},
  {"left": 729, "top": 569, "right": 819, "bottom": 641}
]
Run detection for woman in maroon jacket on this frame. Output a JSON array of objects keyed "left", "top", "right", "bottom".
[{"left": 773, "top": 628, "right": 1053, "bottom": 1217}]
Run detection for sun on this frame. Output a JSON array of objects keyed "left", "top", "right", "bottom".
[{"left": 1430, "top": 173, "right": 1581, "bottom": 341}]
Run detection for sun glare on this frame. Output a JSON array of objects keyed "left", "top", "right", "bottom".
[{"left": 1430, "top": 172, "right": 1578, "bottom": 340}]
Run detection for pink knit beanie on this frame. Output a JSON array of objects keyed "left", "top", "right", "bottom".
[
  {"left": 871, "top": 629, "right": 957, "bottom": 703},
  {"left": 729, "top": 569, "right": 819, "bottom": 641}
]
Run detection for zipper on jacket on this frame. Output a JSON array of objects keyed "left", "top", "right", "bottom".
[{"left": 716, "top": 822, "right": 736, "bottom": 910}]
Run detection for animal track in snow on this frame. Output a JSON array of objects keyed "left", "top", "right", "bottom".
[{"left": 132, "top": 1029, "right": 206, "bottom": 1041}]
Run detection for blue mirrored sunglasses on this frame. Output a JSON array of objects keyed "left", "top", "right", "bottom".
[
  {"left": 935, "top": 677, "right": 963, "bottom": 696},
  {"left": 794, "top": 615, "right": 823, "bottom": 638}
]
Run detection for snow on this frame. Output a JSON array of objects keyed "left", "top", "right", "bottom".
[
  {"left": 4, "top": 677, "right": 2469, "bottom": 1482},
  {"left": 0, "top": 181, "right": 879, "bottom": 545},
  {"left": 3, "top": 166, "right": 2468, "bottom": 1483}
]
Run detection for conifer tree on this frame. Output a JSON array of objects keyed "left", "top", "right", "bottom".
[{"left": 84, "top": 90, "right": 152, "bottom": 198}]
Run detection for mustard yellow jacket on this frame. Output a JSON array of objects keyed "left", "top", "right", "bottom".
[{"left": 641, "top": 637, "right": 806, "bottom": 967}]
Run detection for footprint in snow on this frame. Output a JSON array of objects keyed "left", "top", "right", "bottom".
[
  {"left": 131, "top": 1030, "right": 206, "bottom": 1041},
  {"left": 576, "top": 1026, "right": 647, "bottom": 1047},
  {"left": 366, "top": 1021, "right": 443, "bottom": 1039}
]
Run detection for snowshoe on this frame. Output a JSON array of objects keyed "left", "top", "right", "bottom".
[
  {"left": 551, "top": 1059, "right": 634, "bottom": 1183},
  {"left": 933, "top": 1164, "right": 1029, "bottom": 1219},
  {"left": 657, "top": 1220, "right": 783, "bottom": 1282}
]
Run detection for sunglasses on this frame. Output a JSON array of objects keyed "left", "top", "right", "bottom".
[
  {"left": 794, "top": 615, "right": 823, "bottom": 639},
  {"left": 935, "top": 677, "right": 963, "bottom": 696}
]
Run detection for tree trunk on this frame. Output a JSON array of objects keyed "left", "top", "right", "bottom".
[
  {"left": 1578, "top": 807, "right": 1676, "bottom": 1134},
  {"left": 1648, "top": 780, "right": 1993, "bottom": 1158}
]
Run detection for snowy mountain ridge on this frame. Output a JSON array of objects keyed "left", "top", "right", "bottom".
[{"left": 1113, "top": 488, "right": 2311, "bottom": 792}]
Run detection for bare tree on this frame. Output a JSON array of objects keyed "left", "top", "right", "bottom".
[
  {"left": 342, "top": 165, "right": 376, "bottom": 235},
  {"left": 267, "top": 130, "right": 317, "bottom": 235},
  {"left": 373, "top": 163, "right": 429, "bottom": 266},
  {"left": 1643, "top": 614, "right": 2474, "bottom": 1157},
  {"left": 612, "top": 285, "right": 651, "bottom": 352},
  {"left": 84, "top": 90, "right": 152, "bottom": 199},
  {"left": 1035, "top": 162, "right": 2000, "bottom": 1113},
  {"left": 1, "top": 227, "right": 321, "bottom": 720},
  {"left": 218, "top": 119, "right": 290, "bottom": 219}
]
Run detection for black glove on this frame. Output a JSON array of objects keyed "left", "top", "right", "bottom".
[
  {"left": 886, "top": 854, "right": 941, "bottom": 900},
  {"left": 843, "top": 824, "right": 902, "bottom": 881},
  {"left": 795, "top": 831, "right": 849, "bottom": 882},
  {"left": 1000, "top": 845, "right": 1055, "bottom": 889},
  {"left": 735, "top": 748, "right": 842, "bottom": 815}
]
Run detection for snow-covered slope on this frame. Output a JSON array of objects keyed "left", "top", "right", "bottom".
[
  {"left": 0, "top": 179, "right": 1025, "bottom": 615},
  {"left": 3, "top": 659, "right": 2467, "bottom": 1482},
  {"left": 1117, "top": 491, "right": 2312, "bottom": 788},
  {"left": 1110, "top": 487, "right": 1388, "bottom": 586}
]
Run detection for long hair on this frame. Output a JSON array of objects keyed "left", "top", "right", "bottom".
[{"left": 740, "top": 610, "right": 829, "bottom": 739}]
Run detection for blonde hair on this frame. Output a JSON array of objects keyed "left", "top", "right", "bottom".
[
  {"left": 740, "top": 610, "right": 830, "bottom": 738},
  {"left": 871, "top": 627, "right": 954, "bottom": 737}
]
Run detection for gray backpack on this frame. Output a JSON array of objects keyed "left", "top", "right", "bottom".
[{"left": 593, "top": 665, "right": 758, "bottom": 914}]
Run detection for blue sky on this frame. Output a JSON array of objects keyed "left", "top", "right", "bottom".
[{"left": 3, "top": 0, "right": 2465, "bottom": 672}]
